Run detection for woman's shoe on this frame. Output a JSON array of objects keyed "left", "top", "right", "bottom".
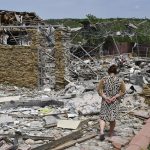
[{"left": 99, "top": 134, "right": 105, "bottom": 141}]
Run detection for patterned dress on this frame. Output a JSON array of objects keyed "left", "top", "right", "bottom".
[{"left": 99, "top": 76, "right": 124, "bottom": 121}]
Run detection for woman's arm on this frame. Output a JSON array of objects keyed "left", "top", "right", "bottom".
[
  {"left": 116, "top": 80, "right": 126, "bottom": 98},
  {"left": 97, "top": 79, "right": 103, "bottom": 96},
  {"left": 97, "top": 79, "right": 111, "bottom": 103},
  {"left": 97, "top": 79, "right": 106, "bottom": 98}
]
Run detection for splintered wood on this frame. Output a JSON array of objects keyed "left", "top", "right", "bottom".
[{"left": 32, "top": 130, "right": 83, "bottom": 150}]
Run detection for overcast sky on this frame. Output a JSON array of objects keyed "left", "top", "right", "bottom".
[{"left": 0, "top": 0, "right": 149, "bottom": 19}]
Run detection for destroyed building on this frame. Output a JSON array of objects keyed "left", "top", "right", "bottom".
[
  {"left": 0, "top": 10, "right": 150, "bottom": 150},
  {"left": 0, "top": 10, "right": 150, "bottom": 90},
  {"left": 0, "top": 10, "right": 71, "bottom": 89}
]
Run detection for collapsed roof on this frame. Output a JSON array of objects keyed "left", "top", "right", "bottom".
[{"left": 0, "top": 10, "right": 45, "bottom": 26}]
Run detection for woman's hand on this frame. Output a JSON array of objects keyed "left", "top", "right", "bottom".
[
  {"left": 110, "top": 94, "right": 120, "bottom": 102},
  {"left": 102, "top": 93, "right": 111, "bottom": 104},
  {"left": 109, "top": 96, "right": 117, "bottom": 102},
  {"left": 104, "top": 97, "right": 112, "bottom": 104}
]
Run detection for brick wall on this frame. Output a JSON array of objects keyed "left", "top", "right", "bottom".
[{"left": 0, "top": 29, "right": 39, "bottom": 88}]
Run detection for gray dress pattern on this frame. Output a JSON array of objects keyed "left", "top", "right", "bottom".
[{"left": 99, "top": 76, "right": 122, "bottom": 121}]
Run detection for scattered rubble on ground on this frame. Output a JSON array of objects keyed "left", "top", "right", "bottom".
[{"left": 0, "top": 55, "right": 149, "bottom": 150}]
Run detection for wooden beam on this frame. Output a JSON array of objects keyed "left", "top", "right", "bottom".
[
  {"left": 31, "top": 130, "right": 83, "bottom": 150},
  {"left": 69, "top": 52, "right": 98, "bottom": 77},
  {"left": 0, "top": 99, "right": 64, "bottom": 109},
  {"left": 0, "top": 134, "right": 55, "bottom": 141},
  {"left": 79, "top": 44, "right": 95, "bottom": 62},
  {"left": 52, "top": 133, "right": 97, "bottom": 150}
]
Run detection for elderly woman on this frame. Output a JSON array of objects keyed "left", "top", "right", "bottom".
[{"left": 97, "top": 65, "right": 126, "bottom": 141}]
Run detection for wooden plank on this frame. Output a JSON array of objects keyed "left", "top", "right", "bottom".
[
  {"left": 40, "top": 112, "right": 66, "bottom": 117},
  {"left": 22, "top": 135, "right": 55, "bottom": 141},
  {"left": 52, "top": 133, "right": 97, "bottom": 150},
  {"left": 1, "top": 99, "right": 64, "bottom": 109},
  {"left": 0, "top": 134, "right": 54, "bottom": 141},
  {"left": 7, "top": 113, "right": 39, "bottom": 118},
  {"left": 31, "top": 130, "right": 83, "bottom": 150}
]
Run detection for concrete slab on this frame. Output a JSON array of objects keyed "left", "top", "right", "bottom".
[
  {"left": 0, "top": 96, "right": 20, "bottom": 103},
  {"left": 57, "top": 120, "right": 81, "bottom": 129},
  {"left": 0, "top": 114, "right": 14, "bottom": 124}
]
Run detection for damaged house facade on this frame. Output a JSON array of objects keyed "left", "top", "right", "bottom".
[{"left": 0, "top": 10, "right": 70, "bottom": 89}]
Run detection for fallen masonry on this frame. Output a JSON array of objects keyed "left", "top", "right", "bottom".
[
  {"left": 0, "top": 43, "right": 150, "bottom": 150},
  {"left": 0, "top": 79, "right": 149, "bottom": 150}
]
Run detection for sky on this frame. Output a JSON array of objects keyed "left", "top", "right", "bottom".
[{"left": 0, "top": 0, "right": 149, "bottom": 19}]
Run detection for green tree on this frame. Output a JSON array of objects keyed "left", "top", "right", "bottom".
[{"left": 86, "top": 14, "right": 98, "bottom": 24}]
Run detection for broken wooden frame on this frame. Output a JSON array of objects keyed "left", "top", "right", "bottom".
[
  {"left": 52, "top": 133, "right": 97, "bottom": 150},
  {"left": 31, "top": 130, "right": 83, "bottom": 150},
  {"left": 0, "top": 10, "right": 44, "bottom": 26},
  {"left": 31, "top": 118, "right": 99, "bottom": 150},
  {"left": 0, "top": 134, "right": 54, "bottom": 141}
]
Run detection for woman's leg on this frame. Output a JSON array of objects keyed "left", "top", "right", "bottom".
[
  {"left": 99, "top": 119, "right": 106, "bottom": 140},
  {"left": 99, "top": 119, "right": 105, "bottom": 135},
  {"left": 109, "top": 120, "right": 116, "bottom": 137}
]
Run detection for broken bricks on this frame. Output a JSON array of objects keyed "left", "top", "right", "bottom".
[{"left": 0, "top": 57, "right": 149, "bottom": 150}]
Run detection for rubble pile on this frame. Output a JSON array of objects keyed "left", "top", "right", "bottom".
[
  {"left": 0, "top": 42, "right": 150, "bottom": 150},
  {"left": 0, "top": 69, "right": 149, "bottom": 150},
  {"left": 68, "top": 54, "right": 150, "bottom": 85},
  {"left": 69, "top": 59, "right": 104, "bottom": 80}
]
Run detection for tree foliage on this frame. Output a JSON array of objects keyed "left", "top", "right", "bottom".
[
  {"left": 46, "top": 15, "right": 150, "bottom": 43},
  {"left": 86, "top": 14, "right": 98, "bottom": 24}
]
